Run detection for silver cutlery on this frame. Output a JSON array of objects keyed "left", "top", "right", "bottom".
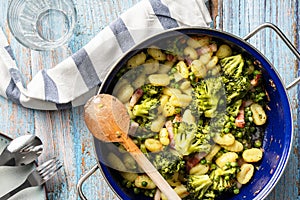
[
  {"left": 0, "top": 135, "right": 43, "bottom": 166},
  {"left": 0, "top": 158, "right": 62, "bottom": 200}
]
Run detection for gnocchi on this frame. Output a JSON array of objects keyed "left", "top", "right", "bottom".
[
  {"left": 159, "top": 128, "right": 170, "bottom": 145},
  {"left": 182, "top": 109, "right": 196, "bottom": 124},
  {"left": 150, "top": 115, "right": 166, "bottom": 132},
  {"left": 215, "top": 152, "right": 239, "bottom": 168},
  {"left": 121, "top": 172, "right": 138, "bottom": 182},
  {"left": 163, "top": 87, "right": 181, "bottom": 96},
  {"left": 187, "top": 36, "right": 210, "bottom": 48},
  {"left": 189, "top": 163, "right": 209, "bottom": 175},
  {"left": 242, "top": 148, "right": 263, "bottom": 162},
  {"left": 126, "top": 52, "right": 146, "bottom": 68},
  {"left": 179, "top": 81, "right": 191, "bottom": 91},
  {"left": 216, "top": 44, "right": 232, "bottom": 59},
  {"left": 205, "top": 144, "right": 221, "bottom": 162},
  {"left": 213, "top": 133, "right": 235, "bottom": 146},
  {"left": 199, "top": 52, "right": 212, "bottom": 65},
  {"left": 122, "top": 153, "right": 137, "bottom": 170},
  {"left": 237, "top": 163, "right": 255, "bottom": 184},
  {"left": 148, "top": 74, "right": 170, "bottom": 86},
  {"left": 169, "top": 93, "right": 192, "bottom": 108},
  {"left": 158, "top": 94, "right": 169, "bottom": 114},
  {"left": 158, "top": 64, "right": 172, "bottom": 74},
  {"left": 206, "top": 56, "right": 219, "bottom": 70},
  {"left": 184, "top": 46, "right": 198, "bottom": 60},
  {"left": 176, "top": 61, "right": 189, "bottom": 78},
  {"left": 144, "top": 138, "right": 163, "bottom": 152},
  {"left": 135, "top": 175, "right": 156, "bottom": 189},
  {"left": 190, "top": 59, "right": 207, "bottom": 78},
  {"left": 107, "top": 153, "right": 127, "bottom": 171},
  {"left": 143, "top": 59, "right": 160, "bottom": 74},
  {"left": 114, "top": 84, "right": 134, "bottom": 103},
  {"left": 250, "top": 103, "right": 267, "bottom": 125},
  {"left": 174, "top": 184, "right": 189, "bottom": 198},
  {"left": 162, "top": 102, "right": 176, "bottom": 117},
  {"left": 132, "top": 73, "right": 146, "bottom": 89},
  {"left": 147, "top": 46, "right": 167, "bottom": 61},
  {"left": 222, "top": 140, "right": 244, "bottom": 152}
]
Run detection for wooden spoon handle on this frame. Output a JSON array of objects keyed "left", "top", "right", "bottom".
[{"left": 122, "top": 138, "right": 181, "bottom": 200}]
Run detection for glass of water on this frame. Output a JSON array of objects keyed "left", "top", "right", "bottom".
[{"left": 7, "top": 0, "right": 77, "bottom": 51}]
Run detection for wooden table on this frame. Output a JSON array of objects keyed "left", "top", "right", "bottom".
[{"left": 0, "top": 0, "right": 299, "bottom": 199}]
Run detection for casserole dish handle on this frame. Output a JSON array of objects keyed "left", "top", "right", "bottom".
[
  {"left": 77, "top": 164, "right": 99, "bottom": 200},
  {"left": 243, "top": 22, "right": 300, "bottom": 90}
]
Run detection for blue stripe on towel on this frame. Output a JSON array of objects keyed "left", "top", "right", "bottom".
[
  {"left": 72, "top": 48, "right": 100, "bottom": 89},
  {"left": 9, "top": 68, "right": 22, "bottom": 83},
  {"left": 149, "top": 0, "right": 179, "bottom": 29},
  {"left": 6, "top": 79, "right": 21, "bottom": 105},
  {"left": 4, "top": 46, "right": 15, "bottom": 60},
  {"left": 109, "top": 18, "right": 135, "bottom": 52},
  {"left": 6, "top": 69, "right": 22, "bottom": 104},
  {"left": 41, "top": 70, "right": 59, "bottom": 102}
]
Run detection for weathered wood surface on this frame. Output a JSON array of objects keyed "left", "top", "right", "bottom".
[{"left": 0, "top": 0, "right": 299, "bottom": 200}]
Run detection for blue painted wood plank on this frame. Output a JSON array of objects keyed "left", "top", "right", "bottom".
[
  {"left": 216, "top": 0, "right": 299, "bottom": 199},
  {"left": 0, "top": 0, "right": 299, "bottom": 200}
]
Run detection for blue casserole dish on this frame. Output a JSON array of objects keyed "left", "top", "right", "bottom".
[{"left": 92, "top": 25, "right": 294, "bottom": 200}]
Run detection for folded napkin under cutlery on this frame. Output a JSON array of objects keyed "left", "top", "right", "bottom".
[
  {"left": 0, "top": 134, "right": 61, "bottom": 199},
  {"left": 0, "top": 158, "right": 62, "bottom": 200},
  {"left": 0, "top": 0, "right": 212, "bottom": 110}
]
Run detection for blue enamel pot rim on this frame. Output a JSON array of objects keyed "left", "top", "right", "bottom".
[{"left": 93, "top": 26, "right": 293, "bottom": 200}]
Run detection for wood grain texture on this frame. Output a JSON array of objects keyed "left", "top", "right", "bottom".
[
  {"left": 215, "top": 1, "right": 299, "bottom": 199},
  {"left": 0, "top": 0, "right": 299, "bottom": 200}
]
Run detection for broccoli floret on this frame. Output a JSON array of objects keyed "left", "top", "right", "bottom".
[
  {"left": 220, "top": 54, "right": 244, "bottom": 79},
  {"left": 131, "top": 84, "right": 162, "bottom": 132},
  {"left": 226, "top": 99, "right": 242, "bottom": 118},
  {"left": 223, "top": 76, "right": 251, "bottom": 104},
  {"left": 141, "top": 84, "right": 163, "bottom": 99},
  {"left": 132, "top": 98, "right": 160, "bottom": 132},
  {"left": 219, "top": 54, "right": 251, "bottom": 104},
  {"left": 198, "top": 114, "right": 226, "bottom": 139},
  {"left": 174, "top": 122, "right": 211, "bottom": 156},
  {"left": 193, "top": 76, "right": 226, "bottom": 118},
  {"left": 186, "top": 162, "right": 240, "bottom": 199},
  {"left": 187, "top": 174, "right": 213, "bottom": 199},
  {"left": 132, "top": 98, "right": 159, "bottom": 117},
  {"left": 148, "top": 148, "right": 185, "bottom": 179},
  {"left": 210, "top": 163, "right": 239, "bottom": 194}
]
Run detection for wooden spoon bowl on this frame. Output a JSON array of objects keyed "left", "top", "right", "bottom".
[{"left": 84, "top": 94, "right": 181, "bottom": 200}]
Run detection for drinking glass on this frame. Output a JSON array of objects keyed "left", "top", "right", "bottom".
[{"left": 7, "top": 0, "right": 77, "bottom": 50}]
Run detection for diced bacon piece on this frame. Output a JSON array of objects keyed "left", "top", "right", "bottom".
[
  {"left": 186, "top": 152, "right": 208, "bottom": 171},
  {"left": 166, "top": 54, "right": 177, "bottom": 62},
  {"left": 250, "top": 74, "right": 261, "bottom": 87},
  {"left": 173, "top": 114, "right": 182, "bottom": 123},
  {"left": 196, "top": 44, "right": 217, "bottom": 55},
  {"left": 210, "top": 43, "right": 218, "bottom": 52},
  {"left": 235, "top": 102, "right": 245, "bottom": 128},
  {"left": 185, "top": 57, "right": 193, "bottom": 66},
  {"left": 165, "top": 120, "right": 175, "bottom": 148},
  {"left": 128, "top": 121, "right": 139, "bottom": 136},
  {"left": 129, "top": 88, "right": 143, "bottom": 107}
]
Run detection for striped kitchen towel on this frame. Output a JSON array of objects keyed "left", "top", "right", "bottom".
[{"left": 0, "top": 0, "right": 212, "bottom": 110}]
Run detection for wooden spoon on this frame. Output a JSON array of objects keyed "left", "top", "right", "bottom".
[{"left": 84, "top": 94, "right": 181, "bottom": 200}]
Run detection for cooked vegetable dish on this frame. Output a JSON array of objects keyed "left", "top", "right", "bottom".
[{"left": 109, "top": 34, "right": 269, "bottom": 200}]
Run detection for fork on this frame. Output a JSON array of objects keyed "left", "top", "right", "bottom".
[
  {"left": 0, "top": 135, "right": 43, "bottom": 166},
  {"left": 0, "top": 158, "right": 62, "bottom": 200}
]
